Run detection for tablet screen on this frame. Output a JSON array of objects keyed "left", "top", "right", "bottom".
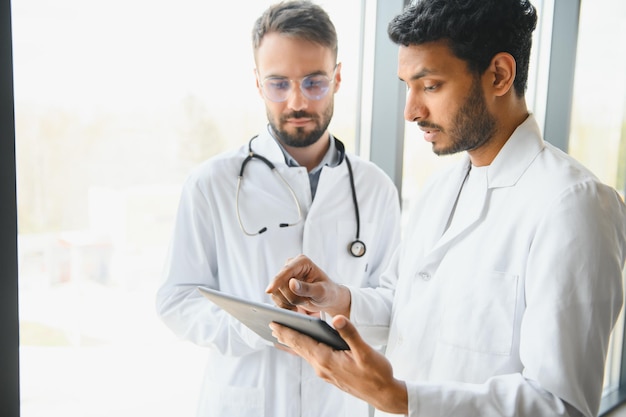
[{"left": 197, "top": 286, "right": 349, "bottom": 350}]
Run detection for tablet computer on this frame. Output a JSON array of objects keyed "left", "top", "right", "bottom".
[{"left": 197, "top": 286, "right": 349, "bottom": 350}]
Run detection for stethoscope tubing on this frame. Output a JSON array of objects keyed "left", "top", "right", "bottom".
[
  {"left": 344, "top": 156, "right": 360, "bottom": 240},
  {"left": 236, "top": 135, "right": 366, "bottom": 257}
]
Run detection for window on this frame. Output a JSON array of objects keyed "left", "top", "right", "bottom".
[
  {"left": 566, "top": 0, "right": 626, "bottom": 412},
  {"left": 4, "top": 0, "right": 626, "bottom": 415},
  {"left": 11, "top": 0, "right": 364, "bottom": 415}
]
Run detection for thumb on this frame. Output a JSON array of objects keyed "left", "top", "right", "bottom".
[
  {"left": 332, "top": 315, "right": 368, "bottom": 355},
  {"left": 289, "top": 277, "right": 312, "bottom": 297}
]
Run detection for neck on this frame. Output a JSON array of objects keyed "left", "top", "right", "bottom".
[
  {"left": 281, "top": 132, "right": 331, "bottom": 172},
  {"left": 469, "top": 101, "right": 529, "bottom": 167}
]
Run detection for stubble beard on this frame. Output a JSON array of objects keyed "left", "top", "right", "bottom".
[
  {"left": 435, "top": 78, "right": 497, "bottom": 156},
  {"left": 268, "top": 100, "right": 334, "bottom": 148}
]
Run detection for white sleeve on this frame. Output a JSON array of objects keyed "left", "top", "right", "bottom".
[
  {"left": 348, "top": 245, "right": 400, "bottom": 346},
  {"left": 406, "top": 375, "right": 585, "bottom": 417},
  {"left": 155, "top": 174, "right": 271, "bottom": 356}
]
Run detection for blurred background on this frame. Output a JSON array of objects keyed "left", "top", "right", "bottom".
[{"left": 8, "top": 0, "right": 626, "bottom": 415}]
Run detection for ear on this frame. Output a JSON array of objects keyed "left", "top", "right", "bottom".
[
  {"left": 333, "top": 62, "right": 342, "bottom": 93},
  {"left": 254, "top": 68, "right": 264, "bottom": 98},
  {"left": 488, "top": 52, "right": 516, "bottom": 97}
]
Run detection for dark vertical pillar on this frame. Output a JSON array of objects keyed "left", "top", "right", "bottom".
[{"left": 0, "top": 0, "right": 21, "bottom": 415}]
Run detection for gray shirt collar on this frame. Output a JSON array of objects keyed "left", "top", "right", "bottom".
[
  {"left": 268, "top": 127, "right": 341, "bottom": 172},
  {"left": 268, "top": 126, "right": 342, "bottom": 199}
]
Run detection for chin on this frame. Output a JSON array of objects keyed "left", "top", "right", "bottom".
[{"left": 432, "top": 145, "right": 456, "bottom": 157}]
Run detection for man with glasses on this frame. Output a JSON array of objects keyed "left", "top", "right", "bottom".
[{"left": 156, "top": 1, "right": 401, "bottom": 416}]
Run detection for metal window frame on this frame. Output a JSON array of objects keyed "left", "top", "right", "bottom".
[
  {"left": 542, "top": 0, "right": 580, "bottom": 152},
  {"left": 366, "top": 0, "right": 409, "bottom": 197}
]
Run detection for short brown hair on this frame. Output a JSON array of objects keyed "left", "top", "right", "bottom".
[{"left": 252, "top": 0, "right": 338, "bottom": 62}]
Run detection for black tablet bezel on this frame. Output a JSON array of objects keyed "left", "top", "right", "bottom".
[{"left": 197, "top": 286, "right": 349, "bottom": 350}]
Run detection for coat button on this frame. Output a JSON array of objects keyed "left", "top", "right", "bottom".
[{"left": 418, "top": 271, "right": 431, "bottom": 281}]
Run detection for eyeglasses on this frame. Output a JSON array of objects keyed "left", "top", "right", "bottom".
[{"left": 258, "top": 65, "right": 338, "bottom": 103}]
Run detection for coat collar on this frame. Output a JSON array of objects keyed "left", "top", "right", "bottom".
[
  {"left": 421, "top": 114, "right": 545, "bottom": 256},
  {"left": 485, "top": 114, "right": 545, "bottom": 189},
  {"left": 247, "top": 125, "right": 293, "bottom": 165},
  {"left": 247, "top": 124, "right": 345, "bottom": 169}
]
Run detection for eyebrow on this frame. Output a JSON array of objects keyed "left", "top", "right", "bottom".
[
  {"left": 399, "top": 67, "right": 439, "bottom": 82},
  {"left": 263, "top": 69, "right": 330, "bottom": 80}
]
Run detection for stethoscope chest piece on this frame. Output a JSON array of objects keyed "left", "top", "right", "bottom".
[{"left": 349, "top": 239, "right": 366, "bottom": 258}]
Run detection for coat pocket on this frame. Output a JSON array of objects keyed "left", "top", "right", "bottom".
[{"left": 440, "top": 271, "right": 519, "bottom": 355}]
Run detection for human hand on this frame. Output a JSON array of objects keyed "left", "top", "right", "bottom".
[
  {"left": 265, "top": 254, "right": 351, "bottom": 317},
  {"left": 273, "top": 342, "right": 296, "bottom": 355},
  {"left": 272, "top": 306, "right": 319, "bottom": 355},
  {"left": 269, "top": 315, "right": 408, "bottom": 414}
]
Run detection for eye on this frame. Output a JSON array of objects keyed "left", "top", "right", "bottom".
[
  {"left": 302, "top": 75, "right": 328, "bottom": 91},
  {"left": 266, "top": 78, "right": 290, "bottom": 91},
  {"left": 424, "top": 83, "right": 440, "bottom": 92}
]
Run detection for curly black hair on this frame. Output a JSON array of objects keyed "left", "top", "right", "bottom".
[{"left": 388, "top": 0, "right": 537, "bottom": 97}]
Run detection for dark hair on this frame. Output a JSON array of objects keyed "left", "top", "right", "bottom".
[
  {"left": 388, "top": 0, "right": 537, "bottom": 97},
  {"left": 252, "top": 0, "right": 338, "bottom": 62}
]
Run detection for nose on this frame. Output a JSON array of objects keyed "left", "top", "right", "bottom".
[
  {"left": 286, "top": 81, "right": 308, "bottom": 111},
  {"left": 404, "top": 89, "right": 428, "bottom": 122}
]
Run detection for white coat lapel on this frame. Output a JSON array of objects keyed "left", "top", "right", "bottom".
[
  {"left": 413, "top": 157, "right": 473, "bottom": 254},
  {"left": 425, "top": 115, "right": 544, "bottom": 257},
  {"left": 250, "top": 125, "right": 292, "bottom": 166},
  {"left": 432, "top": 165, "right": 488, "bottom": 252}
]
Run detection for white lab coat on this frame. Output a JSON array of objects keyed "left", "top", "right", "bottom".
[
  {"left": 349, "top": 115, "right": 626, "bottom": 417},
  {"left": 156, "top": 127, "right": 401, "bottom": 417}
]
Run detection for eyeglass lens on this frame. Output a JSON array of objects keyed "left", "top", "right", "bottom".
[{"left": 262, "top": 74, "right": 331, "bottom": 102}]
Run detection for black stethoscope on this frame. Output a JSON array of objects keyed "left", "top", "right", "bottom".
[{"left": 236, "top": 135, "right": 367, "bottom": 258}]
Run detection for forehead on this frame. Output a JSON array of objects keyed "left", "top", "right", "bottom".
[
  {"left": 397, "top": 40, "right": 470, "bottom": 82},
  {"left": 255, "top": 32, "right": 335, "bottom": 78}
]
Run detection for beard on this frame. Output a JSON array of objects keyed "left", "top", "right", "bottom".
[
  {"left": 267, "top": 100, "right": 334, "bottom": 148},
  {"left": 422, "top": 77, "right": 497, "bottom": 156}
]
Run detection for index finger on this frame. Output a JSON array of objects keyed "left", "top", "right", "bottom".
[{"left": 265, "top": 254, "right": 313, "bottom": 294}]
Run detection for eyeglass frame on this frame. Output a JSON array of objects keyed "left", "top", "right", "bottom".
[{"left": 256, "top": 64, "right": 339, "bottom": 103}]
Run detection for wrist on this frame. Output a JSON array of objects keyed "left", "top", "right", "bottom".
[
  {"left": 375, "top": 379, "right": 408, "bottom": 415},
  {"left": 325, "top": 284, "right": 352, "bottom": 318}
]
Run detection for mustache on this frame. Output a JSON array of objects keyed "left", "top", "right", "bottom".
[
  {"left": 417, "top": 121, "right": 444, "bottom": 131},
  {"left": 283, "top": 111, "right": 316, "bottom": 120}
]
